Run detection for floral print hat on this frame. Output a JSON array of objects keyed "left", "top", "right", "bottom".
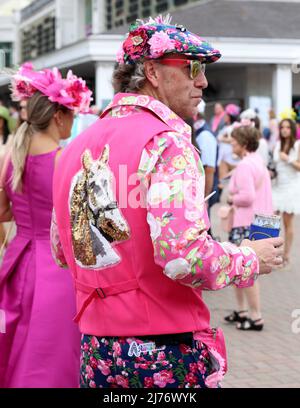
[{"left": 117, "top": 14, "right": 221, "bottom": 65}]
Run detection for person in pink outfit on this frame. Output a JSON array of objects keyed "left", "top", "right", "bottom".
[
  {"left": 52, "top": 15, "right": 284, "bottom": 388},
  {"left": 224, "top": 126, "right": 273, "bottom": 331},
  {"left": 210, "top": 102, "right": 226, "bottom": 135},
  {"left": 0, "top": 63, "right": 92, "bottom": 387}
]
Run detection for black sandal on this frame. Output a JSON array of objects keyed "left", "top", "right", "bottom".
[
  {"left": 224, "top": 310, "right": 248, "bottom": 324},
  {"left": 236, "top": 317, "right": 264, "bottom": 331}
]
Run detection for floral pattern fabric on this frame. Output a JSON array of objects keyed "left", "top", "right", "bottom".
[
  {"left": 80, "top": 334, "right": 216, "bottom": 388},
  {"left": 116, "top": 15, "right": 221, "bottom": 65},
  {"left": 102, "top": 93, "right": 259, "bottom": 291}
]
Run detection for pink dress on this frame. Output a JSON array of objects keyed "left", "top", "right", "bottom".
[
  {"left": 0, "top": 149, "right": 80, "bottom": 388},
  {"left": 229, "top": 152, "right": 273, "bottom": 228}
]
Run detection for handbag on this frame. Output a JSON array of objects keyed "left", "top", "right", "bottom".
[{"left": 217, "top": 204, "right": 234, "bottom": 233}]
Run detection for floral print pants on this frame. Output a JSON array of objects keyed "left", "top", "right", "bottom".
[{"left": 80, "top": 334, "right": 215, "bottom": 388}]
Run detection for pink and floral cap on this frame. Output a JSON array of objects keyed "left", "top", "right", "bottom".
[
  {"left": 11, "top": 62, "right": 93, "bottom": 113},
  {"left": 117, "top": 15, "right": 221, "bottom": 65}
]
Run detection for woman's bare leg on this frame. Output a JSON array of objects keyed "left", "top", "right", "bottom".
[
  {"left": 282, "top": 212, "right": 294, "bottom": 264},
  {"left": 244, "top": 281, "right": 263, "bottom": 322},
  {"left": 235, "top": 287, "right": 247, "bottom": 312}
]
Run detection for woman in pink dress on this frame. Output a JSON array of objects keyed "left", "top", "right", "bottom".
[
  {"left": 224, "top": 126, "right": 273, "bottom": 331},
  {"left": 0, "top": 64, "right": 92, "bottom": 387}
]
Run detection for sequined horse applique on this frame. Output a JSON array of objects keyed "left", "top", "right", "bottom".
[{"left": 69, "top": 145, "right": 130, "bottom": 269}]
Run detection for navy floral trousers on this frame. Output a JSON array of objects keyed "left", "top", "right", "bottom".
[{"left": 80, "top": 334, "right": 215, "bottom": 388}]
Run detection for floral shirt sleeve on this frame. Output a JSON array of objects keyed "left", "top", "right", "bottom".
[
  {"left": 50, "top": 209, "right": 68, "bottom": 269},
  {"left": 138, "top": 131, "right": 259, "bottom": 291}
]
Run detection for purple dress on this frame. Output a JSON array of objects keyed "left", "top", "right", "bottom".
[{"left": 0, "top": 149, "right": 80, "bottom": 388}]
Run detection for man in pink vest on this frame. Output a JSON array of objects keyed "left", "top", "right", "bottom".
[{"left": 52, "top": 15, "right": 284, "bottom": 388}]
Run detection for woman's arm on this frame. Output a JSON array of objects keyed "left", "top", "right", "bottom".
[
  {"left": 289, "top": 143, "right": 300, "bottom": 171},
  {"left": 0, "top": 150, "right": 12, "bottom": 222},
  {"left": 0, "top": 188, "right": 12, "bottom": 222}
]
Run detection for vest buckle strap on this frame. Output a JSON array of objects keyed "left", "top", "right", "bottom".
[
  {"left": 96, "top": 287, "right": 106, "bottom": 299},
  {"left": 73, "top": 278, "right": 139, "bottom": 323}
]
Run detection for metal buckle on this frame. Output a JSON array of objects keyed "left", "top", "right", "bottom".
[{"left": 96, "top": 287, "right": 106, "bottom": 299}]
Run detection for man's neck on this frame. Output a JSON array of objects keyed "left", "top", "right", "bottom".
[{"left": 137, "top": 85, "right": 168, "bottom": 108}]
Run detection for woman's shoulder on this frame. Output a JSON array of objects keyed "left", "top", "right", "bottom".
[
  {"left": 27, "top": 147, "right": 60, "bottom": 159},
  {"left": 235, "top": 156, "right": 251, "bottom": 173},
  {"left": 294, "top": 140, "right": 300, "bottom": 149}
]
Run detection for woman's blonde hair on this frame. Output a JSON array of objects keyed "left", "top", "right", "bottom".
[{"left": 11, "top": 91, "right": 69, "bottom": 192}]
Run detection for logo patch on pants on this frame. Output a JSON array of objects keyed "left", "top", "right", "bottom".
[{"left": 128, "top": 341, "right": 165, "bottom": 357}]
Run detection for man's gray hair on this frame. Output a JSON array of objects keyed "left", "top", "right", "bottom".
[{"left": 112, "top": 60, "right": 146, "bottom": 93}]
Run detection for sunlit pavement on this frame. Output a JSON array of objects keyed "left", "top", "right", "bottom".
[{"left": 205, "top": 204, "right": 300, "bottom": 388}]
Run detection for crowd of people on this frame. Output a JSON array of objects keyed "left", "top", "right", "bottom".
[
  {"left": 193, "top": 100, "right": 300, "bottom": 331},
  {"left": 0, "top": 13, "right": 297, "bottom": 389}
]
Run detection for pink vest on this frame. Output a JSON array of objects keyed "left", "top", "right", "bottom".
[{"left": 53, "top": 110, "right": 211, "bottom": 336}]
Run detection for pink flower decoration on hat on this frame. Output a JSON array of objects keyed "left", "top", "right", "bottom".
[
  {"left": 148, "top": 31, "right": 176, "bottom": 58},
  {"left": 11, "top": 62, "right": 36, "bottom": 100},
  {"left": 123, "top": 27, "right": 149, "bottom": 61},
  {"left": 225, "top": 103, "right": 241, "bottom": 117},
  {"left": 116, "top": 46, "right": 125, "bottom": 64},
  {"left": 11, "top": 63, "right": 92, "bottom": 113}
]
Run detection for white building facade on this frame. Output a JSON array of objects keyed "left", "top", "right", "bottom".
[{"left": 0, "top": 0, "right": 300, "bottom": 121}]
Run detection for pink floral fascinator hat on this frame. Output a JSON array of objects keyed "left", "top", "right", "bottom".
[
  {"left": 11, "top": 62, "right": 93, "bottom": 113},
  {"left": 117, "top": 14, "right": 221, "bottom": 65}
]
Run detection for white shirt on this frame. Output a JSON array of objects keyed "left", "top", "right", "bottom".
[{"left": 195, "top": 129, "right": 217, "bottom": 168}]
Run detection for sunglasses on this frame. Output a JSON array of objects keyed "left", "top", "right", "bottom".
[{"left": 156, "top": 58, "right": 206, "bottom": 79}]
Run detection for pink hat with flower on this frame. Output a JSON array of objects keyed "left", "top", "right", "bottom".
[
  {"left": 117, "top": 14, "right": 221, "bottom": 65},
  {"left": 225, "top": 104, "right": 241, "bottom": 117},
  {"left": 11, "top": 62, "right": 92, "bottom": 114}
]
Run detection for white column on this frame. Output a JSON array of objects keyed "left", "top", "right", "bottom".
[
  {"left": 92, "top": 0, "right": 105, "bottom": 34},
  {"left": 75, "top": 0, "right": 86, "bottom": 40},
  {"left": 55, "top": 0, "right": 62, "bottom": 49},
  {"left": 95, "top": 61, "right": 114, "bottom": 109},
  {"left": 13, "top": 11, "right": 21, "bottom": 65},
  {"left": 272, "top": 64, "right": 293, "bottom": 118},
  {"left": 56, "top": 0, "right": 77, "bottom": 48}
]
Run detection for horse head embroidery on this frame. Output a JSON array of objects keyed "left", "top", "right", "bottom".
[{"left": 69, "top": 145, "right": 130, "bottom": 269}]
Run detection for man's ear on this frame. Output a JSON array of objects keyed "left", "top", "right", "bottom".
[{"left": 143, "top": 60, "right": 160, "bottom": 89}]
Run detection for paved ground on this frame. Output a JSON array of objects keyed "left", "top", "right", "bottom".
[{"left": 204, "top": 203, "right": 300, "bottom": 388}]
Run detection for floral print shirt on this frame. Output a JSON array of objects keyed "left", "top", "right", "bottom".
[{"left": 101, "top": 93, "right": 259, "bottom": 290}]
